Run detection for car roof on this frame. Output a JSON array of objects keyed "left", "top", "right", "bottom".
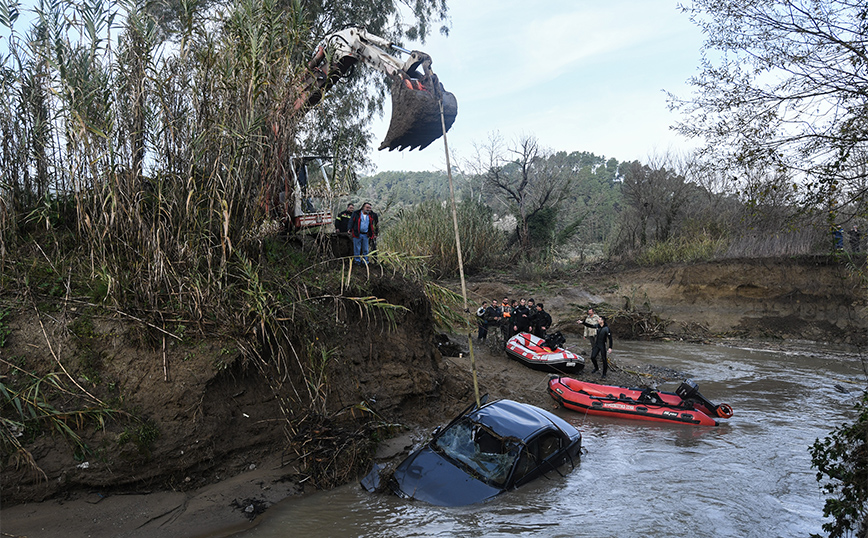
[{"left": 470, "top": 399, "right": 568, "bottom": 441}]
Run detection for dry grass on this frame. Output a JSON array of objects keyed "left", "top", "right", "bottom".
[
  {"left": 381, "top": 200, "right": 506, "bottom": 277},
  {"left": 0, "top": 0, "right": 444, "bottom": 475}
]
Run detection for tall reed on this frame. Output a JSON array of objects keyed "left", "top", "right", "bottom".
[{"left": 380, "top": 199, "right": 507, "bottom": 277}]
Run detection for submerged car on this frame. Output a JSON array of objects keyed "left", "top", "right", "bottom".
[{"left": 363, "top": 396, "right": 582, "bottom": 506}]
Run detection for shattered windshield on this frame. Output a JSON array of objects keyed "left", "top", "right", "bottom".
[{"left": 433, "top": 418, "right": 521, "bottom": 488}]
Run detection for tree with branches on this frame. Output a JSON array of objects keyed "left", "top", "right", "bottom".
[
  {"left": 669, "top": 0, "right": 868, "bottom": 222},
  {"left": 669, "top": 4, "right": 868, "bottom": 535},
  {"left": 620, "top": 159, "right": 693, "bottom": 248},
  {"left": 471, "top": 133, "right": 576, "bottom": 254}
]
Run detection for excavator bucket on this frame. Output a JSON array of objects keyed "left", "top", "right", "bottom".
[
  {"left": 378, "top": 52, "right": 457, "bottom": 152},
  {"left": 379, "top": 81, "right": 457, "bottom": 151}
]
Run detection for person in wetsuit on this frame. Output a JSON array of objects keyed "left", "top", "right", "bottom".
[
  {"left": 531, "top": 303, "right": 551, "bottom": 338},
  {"left": 512, "top": 298, "right": 531, "bottom": 336},
  {"left": 581, "top": 316, "right": 613, "bottom": 378}
]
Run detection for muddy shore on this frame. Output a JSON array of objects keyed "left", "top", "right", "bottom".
[
  {"left": 2, "top": 256, "right": 865, "bottom": 537},
  {"left": 0, "top": 335, "right": 666, "bottom": 538}
]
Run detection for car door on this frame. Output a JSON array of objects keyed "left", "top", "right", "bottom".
[{"left": 510, "top": 430, "right": 567, "bottom": 488}]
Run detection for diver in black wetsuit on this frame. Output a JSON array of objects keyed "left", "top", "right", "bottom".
[{"left": 581, "top": 316, "right": 613, "bottom": 378}]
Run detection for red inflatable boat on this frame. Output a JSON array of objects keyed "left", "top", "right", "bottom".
[
  {"left": 505, "top": 332, "right": 584, "bottom": 374},
  {"left": 548, "top": 377, "right": 733, "bottom": 426}
]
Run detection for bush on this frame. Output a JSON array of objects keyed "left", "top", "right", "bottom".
[
  {"left": 380, "top": 200, "right": 506, "bottom": 277},
  {"left": 810, "top": 390, "right": 868, "bottom": 538},
  {"left": 636, "top": 234, "right": 729, "bottom": 265}
]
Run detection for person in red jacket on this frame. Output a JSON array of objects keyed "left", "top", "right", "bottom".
[{"left": 349, "top": 202, "right": 378, "bottom": 265}]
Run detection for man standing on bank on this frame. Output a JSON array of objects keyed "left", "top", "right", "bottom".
[
  {"left": 581, "top": 308, "right": 602, "bottom": 355},
  {"left": 350, "top": 202, "right": 377, "bottom": 265},
  {"left": 335, "top": 202, "right": 354, "bottom": 233},
  {"left": 849, "top": 224, "right": 862, "bottom": 253},
  {"left": 512, "top": 298, "right": 531, "bottom": 337},
  {"left": 580, "top": 316, "right": 613, "bottom": 378},
  {"left": 532, "top": 303, "right": 551, "bottom": 338}
]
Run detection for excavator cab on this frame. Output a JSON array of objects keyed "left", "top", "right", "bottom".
[{"left": 275, "top": 156, "right": 333, "bottom": 232}]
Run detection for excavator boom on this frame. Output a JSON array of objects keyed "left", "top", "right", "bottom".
[
  {"left": 295, "top": 27, "right": 457, "bottom": 151},
  {"left": 272, "top": 28, "right": 457, "bottom": 234}
]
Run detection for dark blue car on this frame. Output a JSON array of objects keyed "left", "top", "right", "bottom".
[{"left": 365, "top": 397, "right": 582, "bottom": 506}]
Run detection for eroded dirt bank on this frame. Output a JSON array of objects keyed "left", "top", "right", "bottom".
[
  {"left": 463, "top": 256, "right": 867, "bottom": 346},
  {"left": 1, "top": 256, "right": 865, "bottom": 538}
]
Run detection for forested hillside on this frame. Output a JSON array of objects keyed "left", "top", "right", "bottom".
[
  {"left": 360, "top": 145, "right": 840, "bottom": 269},
  {"left": 358, "top": 151, "right": 623, "bottom": 257}
]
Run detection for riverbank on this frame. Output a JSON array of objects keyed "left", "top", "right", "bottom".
[
  {"left": 0, "top": 336, "right": 671, "bottom": 538},
  {"left": 7, "top": 333, "right": 862, "bottom": 538},
  {"left": 1, "top": 256, "right": 865, "bottom": 537}
]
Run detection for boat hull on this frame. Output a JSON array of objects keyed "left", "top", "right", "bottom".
[
  {"left": 548, "top": 376, "right": 720, "bottom": 426},
  {"left": 505, "top": 333, "right": 584, "bottom": 374}
]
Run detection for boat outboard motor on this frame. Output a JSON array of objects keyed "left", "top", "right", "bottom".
[
  {"left": 676, "top": 379, "right": 701, "bottom": 401},
  {"left": 676, "top": 379, "right": 734, "bottom": 418},
  {"left": 542, "top": 332, "right": 566, "bottom": 350}
]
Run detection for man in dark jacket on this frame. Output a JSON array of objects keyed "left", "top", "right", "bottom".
[
  {"left": 488, "top": 299, "right": 502, "bottom": 340},
  {"left": 335, "top": 203, "right": 354, "bottom": 233},
  {"left": 532, "top": 303, "right": 552, "bottom": 338},
  {"left": 849, "top": 225, "right": 862, "bottom": 252},
  {"left": 511, "top": 298, "right": 531, "bottom": 336},
  {"left": 349, "top": 202, "right": 378, "bottom": 265},
  {"left": 581, "top": 316, "right": 613, "bottom": 378}
]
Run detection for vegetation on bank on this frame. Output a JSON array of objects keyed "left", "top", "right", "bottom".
[
  {"left": 0, "top": 0, "right": 455, "bottom": 490},
  {"left": 811, "top": 391, "right": 868, "bottom": 538}
]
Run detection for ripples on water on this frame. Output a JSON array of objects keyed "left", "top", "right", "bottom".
[{"left": 236, "top": 341, "right": 864, "bottom": 538}]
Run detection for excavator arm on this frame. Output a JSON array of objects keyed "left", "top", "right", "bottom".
[{"left": 293, "top": 27, "right": 458, "bottom": 151}]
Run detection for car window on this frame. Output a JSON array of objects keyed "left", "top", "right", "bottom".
[
  {"left": 512, "top": 432, "right": 563, "bottom": 484},
  {"left": 433, "top": 418, "right": 519, "bottom": 488},
  {"left": 538, "top": 432, "right": 562, "bottom": 461}
]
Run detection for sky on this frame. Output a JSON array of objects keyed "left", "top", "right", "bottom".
[
  {"left": 1, "top": 0, "right": 708, "bottom": 174},
  {"left": 370, "top": 0, "right": 707, "bottom": 173}
]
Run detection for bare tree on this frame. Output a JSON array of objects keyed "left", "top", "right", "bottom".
[
  {"left": 471, "top": 133, "right": 574, "bottom": 253},
  {"left": 620, "top": 156, "right": 693, "bottom": 247}
]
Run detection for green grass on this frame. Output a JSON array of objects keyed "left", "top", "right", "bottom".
[
  {"left": 117, "top": 420, "right": 160, "bottom": 459},
  {"left": 637, "top": 235, "right": 730, "bottom": 265},
  {"left": 1, "top": 366, "right": 118, "bottom": 474},
  {"left": 381, "top": 200, "right": 506, "bottom": 277}
]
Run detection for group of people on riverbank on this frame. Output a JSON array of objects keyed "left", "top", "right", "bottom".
[
  {"left": 476, "top": 297, "right": 552, "bottom": 343},
  {"left": 834, "top": 224, "right": 863, "bottom": 252},
  {"left": 476, "top": 300, "right": 614, "bottom": 378}
]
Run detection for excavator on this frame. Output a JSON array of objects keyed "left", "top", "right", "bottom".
[{"left": 271, "top": 27, "right": 458, "bottom": 232}]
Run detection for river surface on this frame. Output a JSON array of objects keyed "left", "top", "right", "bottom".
[{"left": 235, "top": 340, "right": 865, "bottom": 538}]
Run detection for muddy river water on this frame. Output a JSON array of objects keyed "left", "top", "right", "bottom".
[{"left": 235, "top": 340, "right": 865, "bottom": 538}]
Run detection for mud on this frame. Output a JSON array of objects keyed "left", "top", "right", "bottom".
[{"left": 461, "top": 256, "right": 867, "bottom": 346}]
